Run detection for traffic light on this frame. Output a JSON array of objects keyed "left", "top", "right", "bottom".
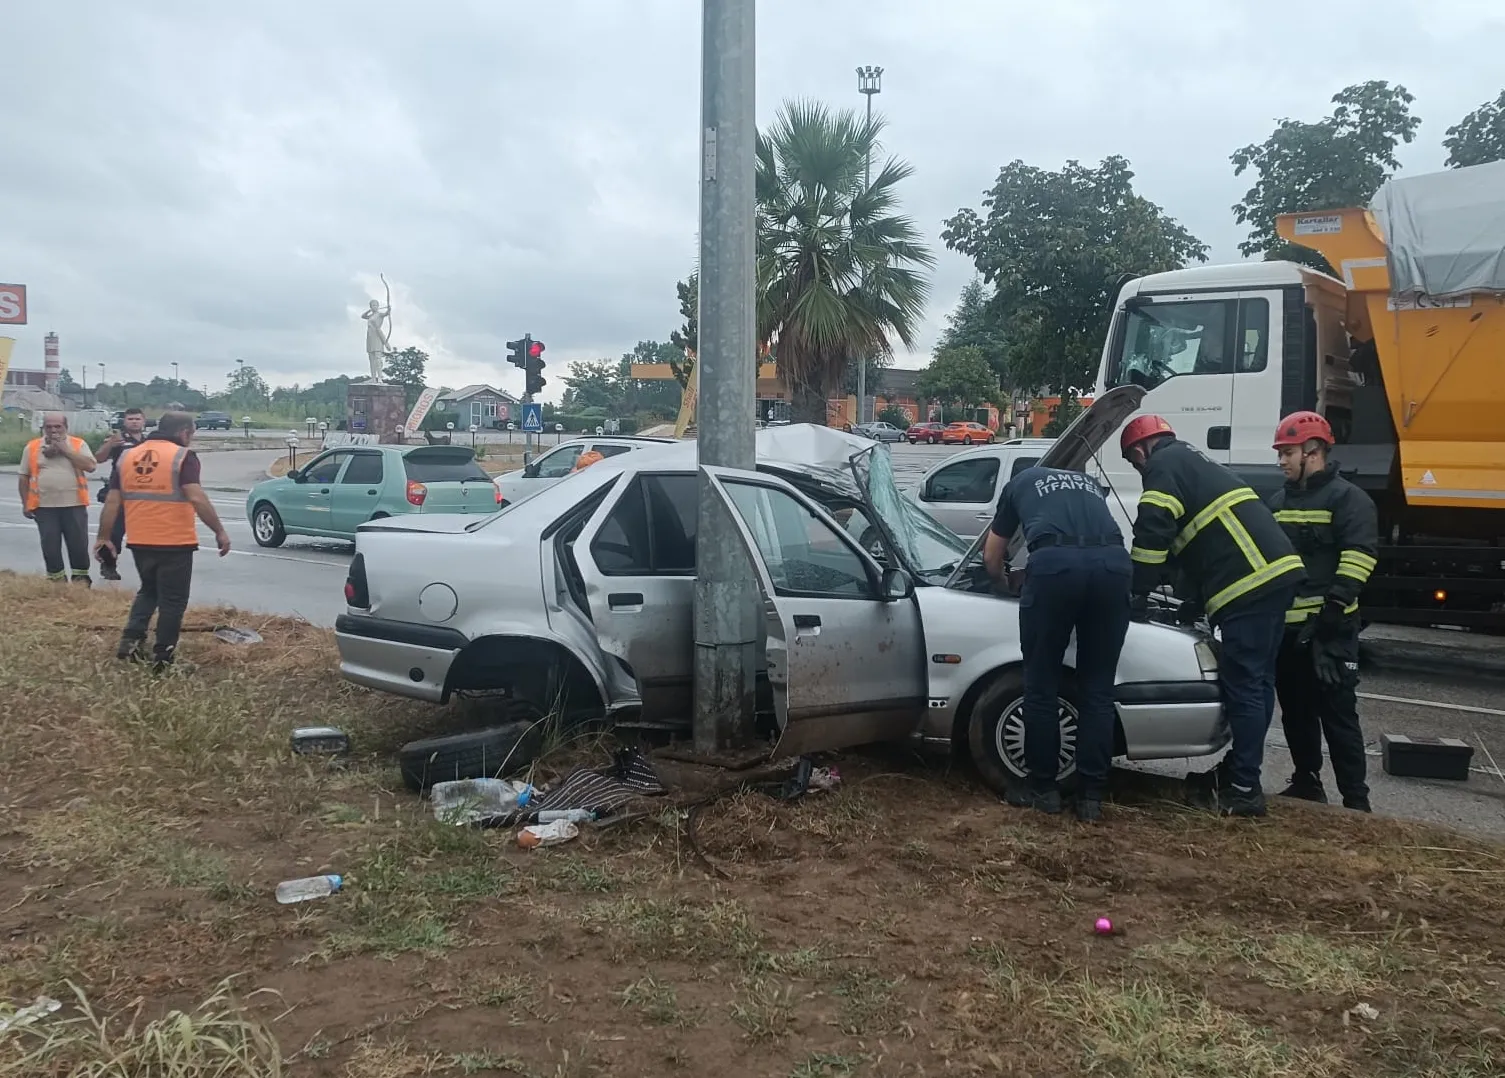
[
  {"left": 506, "top": 336, "right": 530, "bottom": 370},
  {"left": 525, "top": 339, "right": 547, "bottom": 397}
]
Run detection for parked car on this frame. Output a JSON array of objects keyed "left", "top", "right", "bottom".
[
  {"left": 910, "top": 439, "right": 1055, "bottom": 536},
  {"left": 337, "top": 390, "right": 1225, "bottom": 791},
  {"left": 196, "top": 411, "right": 234, "bottom": 430},
  {"left": 493, "top": 435, "right": 675, "bottom": 507},
  {"left": 246, "top": 444, "right": 500, "bottom": 547},
  {"left": 850, "top": 420, "right": 905, "bottom": 443},
  {"left": 905, "top": 421, "right": 946, "bottom": 444},
  {"left": 940, "top": 421, "right": 995, "bottom": 445}
]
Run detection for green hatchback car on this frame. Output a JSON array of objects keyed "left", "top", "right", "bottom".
[{"left": 246, "top": 444, "right": 501, "bottom": 547}]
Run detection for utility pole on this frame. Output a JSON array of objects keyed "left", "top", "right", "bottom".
[
  {"left": 692, "top": 0, "right": 758, "bottom": 754},
  {"left": 856, "top": 66, "right": 882, "bottom": 428}
]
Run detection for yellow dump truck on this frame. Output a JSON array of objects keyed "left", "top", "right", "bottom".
[{"left": 1093, "top": 160, "right": 1505, "bottom": 629}]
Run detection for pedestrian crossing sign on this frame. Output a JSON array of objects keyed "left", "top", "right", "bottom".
[{"left": 521, "top": 403, "right": 543, "bottom": 433}]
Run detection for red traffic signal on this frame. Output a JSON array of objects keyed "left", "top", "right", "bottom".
[{"left": 528, "top": 340, "right": 545, "bottom": 359}]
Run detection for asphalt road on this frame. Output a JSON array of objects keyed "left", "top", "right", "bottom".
[{"left": 2, "top": 442, "right": 1502, "bottom": 837}]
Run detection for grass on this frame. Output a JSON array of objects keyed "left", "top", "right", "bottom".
[{"left": 1, "top": 574, "right": 1504, "bottom": 1076}]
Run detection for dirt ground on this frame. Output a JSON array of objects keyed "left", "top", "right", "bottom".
[{"left": 1, "top": 575, "right": 1503, "bottom": 1077}]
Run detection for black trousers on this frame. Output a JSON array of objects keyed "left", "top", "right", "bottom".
[
  {"left": 34, "top": 505, "right": 91, "bottom": 579},
  {"left": 1018, "top": 549, "right": 1132, "bottom": 794},
  {"left": 124, "top": 548, "right": 195, "bottom": 656},
  {"left": 1275, "top": 622, "right": 1369, "bottom": 801}
]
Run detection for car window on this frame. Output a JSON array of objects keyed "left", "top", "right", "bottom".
[
  {"left": 403, "top": 452, "right": 490, "bottom": 482},
  {"left": 535, "top": 445, "right": 583, "bottom": 478},
  {"left": 342, "top": 452, "right": 385, "bottom": 485},
  {"left": 590, "top": 479, "right": 652, "bottom": 573},
  {"left": 923, "top": 458, "right": 1000, "bottom": 503},
  {"left": 723, "top": 481, "right": 872, "bottom": 598},
  {"left": 303, "top": 452, "right": 349, "bottom": 484},
  {"left": 644, "top": 474, "right": 696, "bottom": 572},
  {"left": 1009, "top": 456, "right": 1040, "bottom": 479},
  {"left": 593, "top": 444, "right": 632, "bottom": 458}
]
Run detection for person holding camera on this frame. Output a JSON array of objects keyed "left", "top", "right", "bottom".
[
  {"left": 18, "top": 412, "right": 97, "bottom": 584},
  {"left": 94, "top": 407, "right": 147, "bottom": 580}
]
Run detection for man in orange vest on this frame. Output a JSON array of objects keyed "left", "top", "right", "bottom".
[
  {"left": 94, "top": 411, "right": 231, "bottom": 669},
  {"left": 18, "top": 412, "right": 97, "bottom": 584}
]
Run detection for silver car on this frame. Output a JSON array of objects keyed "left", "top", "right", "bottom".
[
  {"left": 336, "top": 391, "right": 1226, "bottom": 792},
  {"left": 494, "top": 435, "right": 676, "bottom": 507}
]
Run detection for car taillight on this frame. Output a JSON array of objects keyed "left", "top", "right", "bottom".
[
  {"left": 406, "top": 480, "right": 427, "bottom": 506},
  {"left": 495, "top": 487, "right": 504, "bottom": 505},
  {"left": 345, "top": 553, "right": 370, "bottom": 609}
]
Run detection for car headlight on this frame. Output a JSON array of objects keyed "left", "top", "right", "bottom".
[{"left": 1194, "top": 638, "right": 1219, "bottom": 680}]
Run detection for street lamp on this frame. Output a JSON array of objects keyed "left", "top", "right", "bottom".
[
  {"left": 855, "top": 65, "right": 883, "bottom": 426},
  {"left": 171, "top": 361, "right": 179, "bottom": 385}
]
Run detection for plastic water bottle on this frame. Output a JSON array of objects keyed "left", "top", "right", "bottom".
[
  {"left": 276, "top": 874, "right": 342, "bottom": 904},
  {"left": 536, "top": 808, "right": 596, "bottom": 824}
]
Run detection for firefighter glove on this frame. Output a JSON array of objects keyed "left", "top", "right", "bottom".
[
  {"left": 1310, "top": 635, "right": 1348, "bottom": 689},
  {"left": 1315, "top": 598, "right": 1348, "bottom": 638}
]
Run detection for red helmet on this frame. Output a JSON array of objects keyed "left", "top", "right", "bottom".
[
  {"left": 1272, "top": 411, "right": 1333, "bottom": 449},
  {"left": 1120, "top": 414, "right": 1176, "bottom": 458}
]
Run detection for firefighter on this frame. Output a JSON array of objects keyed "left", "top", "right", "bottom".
[
  {"left": 1266, "top": 411, "right": 1376, "bottom": 812},
  {"left": 1121, "top": 415, "right": 1305, "bottom": 817},
  {"left": 983, "top": 465, "right": 1131, "bottom": 821}
]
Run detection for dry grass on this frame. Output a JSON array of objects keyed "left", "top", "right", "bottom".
[{"left": 1, "top": 574, "right": 1504, "bottom": 1077}]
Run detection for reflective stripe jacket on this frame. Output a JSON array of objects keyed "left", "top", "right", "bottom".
[
  {"left": 117, "top": 440, "right": 198, "bottom": 548},
  {"left": 1265, "top": 461, "right": 1379, "bottom": 624},
  {"left": 1129, "top": 440, "right": 1304, "bottom": 619}
]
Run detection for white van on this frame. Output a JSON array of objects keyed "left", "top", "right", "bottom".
[{"left": 909, "top": 439, "right": 1054, "bottom": 536}]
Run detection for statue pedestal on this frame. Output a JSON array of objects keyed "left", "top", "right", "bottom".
[{"left": 346, "top": 383, "right": 407, "bottom": 444}]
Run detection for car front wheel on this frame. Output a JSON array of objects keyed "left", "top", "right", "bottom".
[
  {"left": 967, "top": 670, "right": 1080, "bottom": 795},
  {"left": 252, "top": 503, "right": 286, "bottom": 548},
  {"left": 963, "top": 436, "right": 973, "bottom": 445}
]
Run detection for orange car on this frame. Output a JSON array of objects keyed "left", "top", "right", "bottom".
[{"left": 939, "top": 421, "right": 996, "bottom": 445}]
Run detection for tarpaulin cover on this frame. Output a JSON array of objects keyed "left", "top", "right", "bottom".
[{"left": 1370, "top": 160, "right": 1505, "bottom": 298}]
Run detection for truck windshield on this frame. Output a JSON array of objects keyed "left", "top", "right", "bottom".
[{"left": 1107, "top": 299, "right": 1232, "bottom": 392}]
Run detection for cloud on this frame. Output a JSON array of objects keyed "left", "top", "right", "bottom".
[{"left": 2, "top": 0, "right": 1502, "bottom": 396}]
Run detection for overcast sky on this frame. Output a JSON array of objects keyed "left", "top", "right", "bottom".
[{"left": 3, "top": 1, "right": 1502, "bottom": 401}]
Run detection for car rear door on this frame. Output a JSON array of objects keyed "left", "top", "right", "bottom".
[
  {"left": 573, "top": 471, "right": 698, "bottom": 720},
  {"left": 704, "top": 466, "right": 927, "bottom": 757},
  {"left": 402, "top": 447, "right": 496, "bottom": 516},
  {"left": 915, "top": 453, "right": 1001, "bottom": 536},
  {"left": 330, "top": 450, "right": 386, "bottom": 535}
]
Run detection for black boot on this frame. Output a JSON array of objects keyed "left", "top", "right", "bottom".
[
  {"left": 1075, "top": 796, "right": 1103, "bottom": 822},
  {"left": 151, "top": 644, "right": 193, "bottom": 674},
  {"left": 1006, "top": 780, "right": 1062, "bottom": 815},
  {"left": 1342, "top": 794, "right": 1372, "bottom": 813},
  {"left": 1220, "top": 784, "right": 1267, "bottom": 818},
  {"left": 1277, "top": 772, "right": 1328, "bottom": 804},
  {"left": 116, "top": 635, "right": 147, "bottom": 662}
]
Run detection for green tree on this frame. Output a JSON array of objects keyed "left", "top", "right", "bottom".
[
  {"left": 916, "top": 346, "right": 1000, "bottom": 412},
  {"left": 1042, "top": 397, "right": 1084, "bottom": 437},
  {"left": 936, "top": 277, "right": 1009, "bottom": 390},
  {"left": 1444, "top": 89, "right": 1505, "bottom": 168},
  {"left": 382, "top": 346, "right": 429, "bottom": 408},
  {"left": 756, "top": 99, "right": 934, "bottom": 424},
  {"left": 943, "top": 156, "right": 1206, "bottom": 399},
  {"left": 616, "top": 341, "right": 683, "bottom": 418},
  {"left": 56, "top": 368, "right": 81, "bottom": 394},
  {"left": 226, "top": 363, "right": 270, "bottom": 409},
  {"left": 1231, "top": 80, "right": 1420, "bottom": 267},
  {"left": 876, "top": 404, "right": 911, "bottom": 429},
  {"left": 561, "top": 359, "right": 625, "bottom": 414},
  {"left": 668, "top": 274, "right": 698, "bottom": 387}
]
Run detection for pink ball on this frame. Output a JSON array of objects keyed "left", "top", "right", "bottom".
[{"left": 1094, "top": 917, "right": 1113, "bottom": 935}]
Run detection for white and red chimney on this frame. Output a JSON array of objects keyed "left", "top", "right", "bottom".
[{"left": 43, "top": 333, "right": 60, "bottom": 394}]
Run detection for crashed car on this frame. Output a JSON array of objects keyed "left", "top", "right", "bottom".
[{"left": 336, "top": 387, "right": 1227, "bottom": 793}]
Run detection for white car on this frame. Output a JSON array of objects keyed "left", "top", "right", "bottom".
[
  {"left": 910, "top": 439, "right": 1055, "bottom": 536},
  {"left": 494, "top": 435, "right": 675, "bottom": 506},
  {"left": 337, "top": 389, "right": 1227, "bottom": 792}
]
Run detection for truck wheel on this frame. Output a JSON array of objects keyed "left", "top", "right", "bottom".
[
  {"left": 967, "top": 669, "right": 1079, "bottom": 796},
  {"left": 398, "top": 721, "right": 543, "bottom": 794},
  {"left": 251, "top": 503, "right": 286, "bottom": 548}
]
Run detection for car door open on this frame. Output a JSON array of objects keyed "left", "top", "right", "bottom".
[{"left": 704, "top": 466, "right": 928, "bottom": 758}]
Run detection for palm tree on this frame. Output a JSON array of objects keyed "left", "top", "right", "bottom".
[{"left": 756, "top": 100, "right": 934, "bottom": 424}]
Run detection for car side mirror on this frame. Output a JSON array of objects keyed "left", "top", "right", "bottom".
[
  {"left": 880, "top": 567, "right": 914, "bottom": 602},
  {"left": 288, "top": 469, "right": 303, "bottom": 482}
]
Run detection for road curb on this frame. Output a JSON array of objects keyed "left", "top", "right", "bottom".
[{"left": 1360, "top": 637, "right": 1505, "bottom": 680}]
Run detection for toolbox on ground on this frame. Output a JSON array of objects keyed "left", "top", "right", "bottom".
[{"left": 1380, "top": 735, "right": 1474, "bottom": 781}]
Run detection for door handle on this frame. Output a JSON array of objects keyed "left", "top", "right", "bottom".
[
  {"left": 792, "top": 613, "right": 821, "bottom": 637},
  {"left": 319, "top": 488, "right": 330, "bottom": 494},
  {"left": 367, "top": 489, "right": 378, "bottom": 495},
  {"left": 608, "top": 592, "right": 644, "bottom": 611},
  {"left": 1207, "top": 426, "right": 1231, "bottom": 451}
]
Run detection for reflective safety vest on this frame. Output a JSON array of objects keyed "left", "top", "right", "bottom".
[
  {"left": 1267, "top": 461, "right": 1379, "bottom": 624},
  {"left": 117, "top": 440, "right": 198, "bottom": 547},
  {"left": 23, "top": 436, "right": 90, "bottom": 512}
]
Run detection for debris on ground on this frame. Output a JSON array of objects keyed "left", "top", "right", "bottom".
[
  {"left": 289, "top": 726, "right": 350, "bottom": 756},
  {"left": 0, "top": 996, "right": 61, "bottom": 1034},
  {"left": 1344, "top": 1002, "right": 1382, "bottom": 1026},
  {"left": 517, "top": 819, "right": 579, "bottom": 848},
  {"left": 274, "top": 874, "right": 343, "bottom": 905},
  {"left": 431, "top": 778, "right": 534, "bottom": 826}
]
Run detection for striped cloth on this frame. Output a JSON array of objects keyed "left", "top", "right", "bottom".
[{"left": 532, "top": 748, "right": 665, "bottom": 813}]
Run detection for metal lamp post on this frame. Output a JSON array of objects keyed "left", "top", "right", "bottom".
[
  {"left": 171, "top": 361, "right": 179, "bottom": 385},
  {"left": 855, "top": 65, "right": 883, "bottom": 428}
]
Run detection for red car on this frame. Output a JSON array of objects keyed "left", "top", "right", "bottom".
[{"left": 905, "top": 421, "right": 946, "bottom": 444}]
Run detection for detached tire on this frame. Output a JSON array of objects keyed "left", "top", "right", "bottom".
[
  {"left": 966, "top": 669, "right": 1080, "bottom": 797},
  {"left": 252, "top": 503, "right": 286, "bottom": 548},
  {"left": 398, "top": 721, "right": 544, "bottom": 794}
]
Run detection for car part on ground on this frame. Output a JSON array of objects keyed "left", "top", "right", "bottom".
[{"left": 397, "top": 720, "right": 545, "bottom": 793}]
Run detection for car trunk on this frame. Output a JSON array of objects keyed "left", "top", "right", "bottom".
[{"left": 401, "top": 446, "right": 498, "bottom": 516}]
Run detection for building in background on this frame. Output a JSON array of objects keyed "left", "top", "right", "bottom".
[
  {"left": 435, "top": 384, "right": 521, "bottom": 429},
  {"left": 4, "top": 331, "right": 60, "bottom": 392}
]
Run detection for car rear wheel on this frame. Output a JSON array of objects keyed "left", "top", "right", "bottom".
[
  {"left": 252, "top": 503, "right": 286, "bottom": 548},
  {"left": 967, "top": 669, "right": 1080, "bottom": 795}
]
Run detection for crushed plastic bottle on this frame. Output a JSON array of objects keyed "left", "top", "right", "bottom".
[
  {"left": 535, "top": 808, "right": 596, "bottom": 824},
  {"left": 275, "top": 874, "right": 343, "bottom": 904},
  {"left": 431, "top": 778, "right": 534, "bottom": 826}
]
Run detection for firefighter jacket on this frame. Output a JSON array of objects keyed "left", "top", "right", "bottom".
[
  {"left": 1129, "top": 440, "right": 1304, "bottom": 620},
  {"left": 1265, "top": 461, "right": 1379, "bottom": 625}
]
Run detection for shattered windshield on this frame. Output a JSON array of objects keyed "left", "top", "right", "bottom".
[{"left": 850, "top": 447, "right": 971, "bottom": 582}]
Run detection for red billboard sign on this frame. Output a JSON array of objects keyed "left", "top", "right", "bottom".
[{"left": 0, "top": 284, "right": 26, "bottom": 325}]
